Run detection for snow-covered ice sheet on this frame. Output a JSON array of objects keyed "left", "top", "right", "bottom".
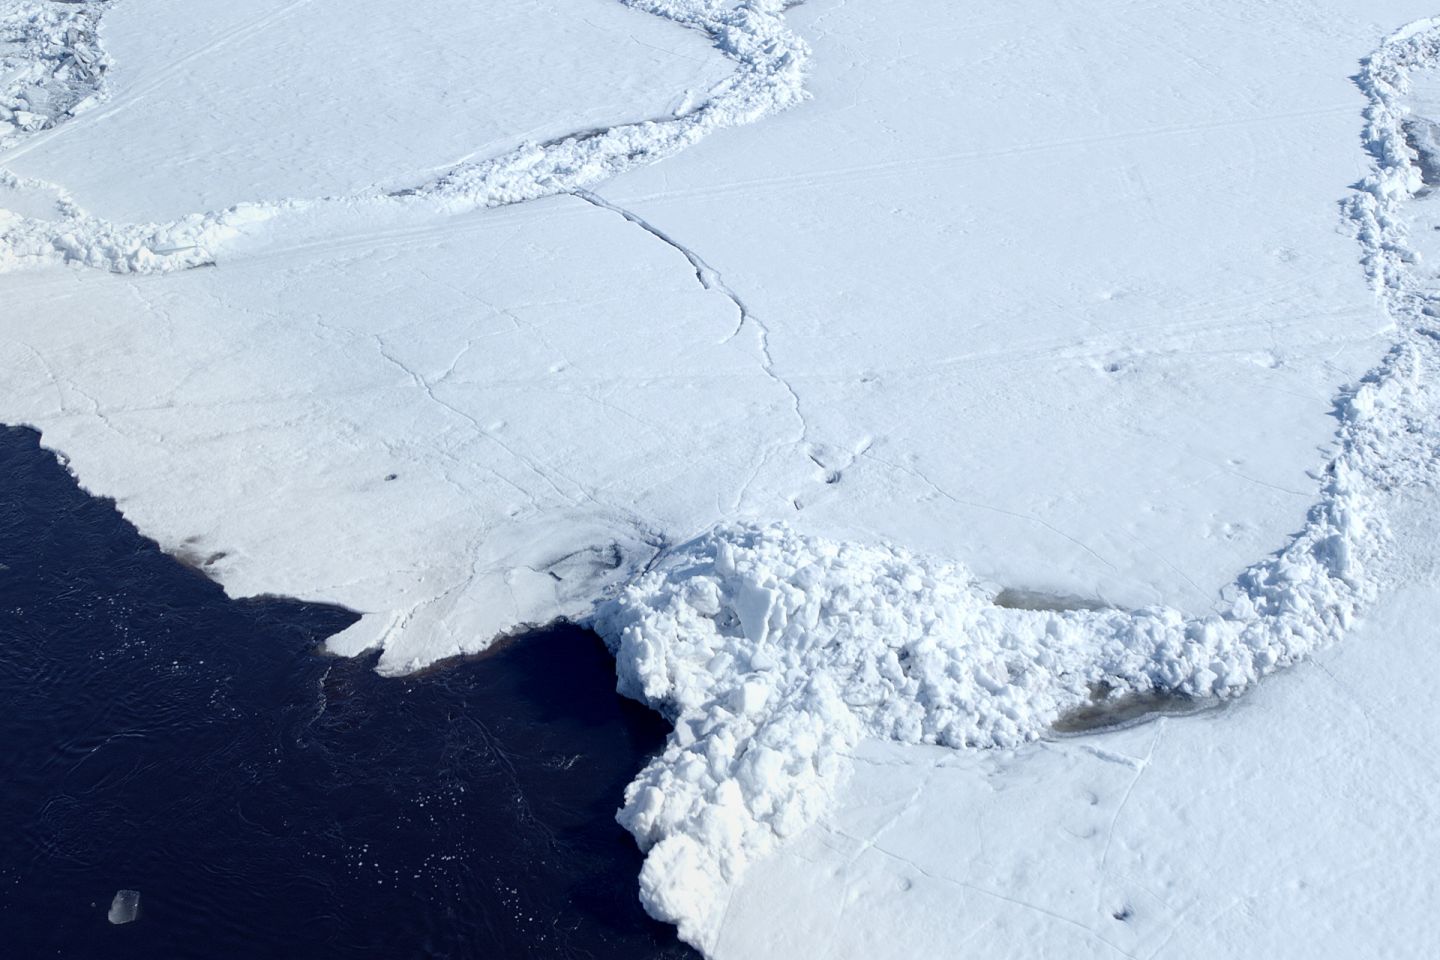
[
  {"left": 711, "top": 485, "right": 1440, "bottom": 959},
  {"left": 590, "top": 0, "right": 1430, "bottom": 609},
  {"left": 580, "top": 11, "right": 1440, "bottom": 944},
  {"left": 0, "top": 0, "right": 733, "bottom": 222},
  {"left": 0, "top": 0, "right": 807, "bottom": 272},
  {"left": 0, "top": 193, "right": 786, "bottom": 668},
  {"left": 4, "top": 0, "right": 1440, "bottom": 955}
]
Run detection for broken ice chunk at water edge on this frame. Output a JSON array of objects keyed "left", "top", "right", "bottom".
[{"left": 108, "top": 889, "right": 140, "bottom": 924}]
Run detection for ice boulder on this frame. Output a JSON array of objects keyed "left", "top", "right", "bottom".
[{"left": 107, "top": 889, "right": 140, "bottom": 925}]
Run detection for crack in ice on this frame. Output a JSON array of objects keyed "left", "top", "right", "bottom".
[{"left": 568, "top": 187, "right": 810, "bottom": 494}]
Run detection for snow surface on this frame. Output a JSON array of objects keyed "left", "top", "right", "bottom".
[
  {"left": 712, "top": 482, "right": 1440, "bottom": 959},
  {"left": 0, "top": 0, "right": 802, "bottom": 272},
  {"left": 4, "top": 0, "right": 1440, "bottom": 955},
  {"left": 1, "top": 0, "right": 736, "bottom": 223}
]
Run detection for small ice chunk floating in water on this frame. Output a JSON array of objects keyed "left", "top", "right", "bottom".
[{"left": 107, "top": 890, "right": 140, "bottom": 925}]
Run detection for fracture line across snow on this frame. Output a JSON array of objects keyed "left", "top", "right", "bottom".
[{"left": 584, "top": 20, "right": 1440, "bottom": 951}]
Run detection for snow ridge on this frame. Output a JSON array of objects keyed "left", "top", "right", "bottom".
[
  {"left": 588, "top": 22, "right": 1440, "bottom": 952},
  {"left": 0, "top": 0, "right": 810, "bottom": 273},
  {"left": 413, "top": 0, "right": 809, "bottom": 209}
]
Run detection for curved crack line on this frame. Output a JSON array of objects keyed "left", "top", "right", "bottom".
[{"left": 568, "top": 187, "right": 810, "bottom": 503}]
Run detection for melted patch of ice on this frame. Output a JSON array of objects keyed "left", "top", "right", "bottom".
[
  {"left": 1050, "top": 682, "right": 1213, "bottom": 735},
  {"left": 992, "top": 587, "right": 1109, "bottom": 613}
]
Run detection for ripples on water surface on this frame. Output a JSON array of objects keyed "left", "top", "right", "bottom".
[{"left": 0, "top": 424, "right": 694, "bottom": 959}]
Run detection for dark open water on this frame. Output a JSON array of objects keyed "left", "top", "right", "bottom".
[{"left": 0, "top": 424, "right": 694, "bottom": 959}]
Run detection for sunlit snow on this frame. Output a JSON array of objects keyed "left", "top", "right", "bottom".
[{"left": 4, "top": 0, "right": 1440, "bottom": 955}]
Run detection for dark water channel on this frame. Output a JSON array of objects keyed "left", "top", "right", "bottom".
[{"left": 0, "top": 425, "right": 694, "bottom": 959}]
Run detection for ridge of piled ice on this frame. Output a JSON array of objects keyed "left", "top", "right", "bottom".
[
  {"left": 588, "top": 20, "right": 1440, "bottom": 950},
  {"left": 416, "top": 0, "right": 807, "bottom": 209},
  {"left": 0, "top": 1, "right": 108, "bottom": 149},
  {"left": 0, "top": 0, "right": 808, "bottom": 273}
]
